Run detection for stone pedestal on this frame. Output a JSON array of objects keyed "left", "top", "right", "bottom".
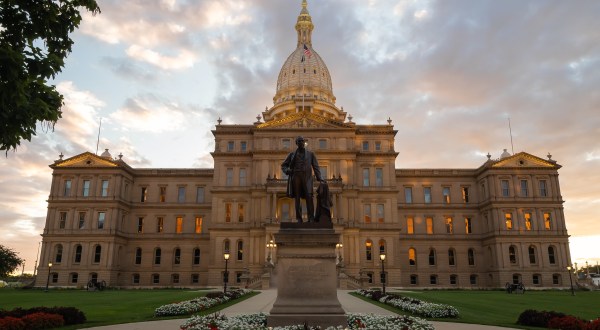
[{"left": 268, "top": 224, "right": 346, "bottom": 328}]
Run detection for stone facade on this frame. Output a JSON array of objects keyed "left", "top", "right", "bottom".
[{"left": 37, "top": 0, "right": 571, "bottom": 289}]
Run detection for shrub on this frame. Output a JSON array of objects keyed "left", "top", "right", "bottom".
[
  {"left": 205, "top": 291, "right": 224, "bottom": 299},
  {"left": 0, "top": 316, "right": 26, "bottom": 330},
  {"left": 586, "top": 318, "right": 600, "bottom": 330},
  {"left": 517, "top": 309, "right": 566, "bottom": 327},
  {"left": 548, "top": 315, "right": 588, "bottom": 330},
  {"left": 0, "top": 307, "right": 85, "bottom": 325},
  {"left": 21, "top": 312, "right": 64, "bottom": 330}
]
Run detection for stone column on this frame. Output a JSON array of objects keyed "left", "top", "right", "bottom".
[{"left": 268, "top": 224, "right": 346, "bottom": 328}]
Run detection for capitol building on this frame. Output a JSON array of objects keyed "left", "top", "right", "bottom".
[{"left": 37, "top": 0, "right": 572, "bottom": 289}]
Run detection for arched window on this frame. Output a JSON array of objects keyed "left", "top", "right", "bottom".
[
  {"left": 73, "top": 245, "right": 82, "bottom": 263},
  {"left": 93, "top": 245, "right": 101, "bottom": 263},
  {"left": 379, "top": 239, "right": 386, "bottom": 255},
  {"left": 135, "top": 248, "right": 142, "bottom": 265},
  {"left": 468, "top": 248, "right": 475, "bottom": 266},
  {"left": 509, "top": 246, "right": 517, "bottom": 264},
  {"left": 193, "top": 248, "right": 201, "bottom": 265},
  {"left": 528, "top": 246, "right": 537, "bottom": 264},
  {"left": 548, "top": 246, "right": 556, "bottom": 264},
  {"left": 408, "top": 248, "right": 416, "bottom": 266},
  {"left": 154, "top": 248, "right": 161, "bottom": 265},
  {"left": 174, "top": 248, "right": 181, "bottom": 264},
  {"left": 237, "top": 240, "right": 244, "bottom": 261},
  {"left": 448, "top": 248, "right": 456, "bottom": 266},
  {"left": 55, "top": 244, "right": 63, "bottom": 263},
  {"left": 365, "top": 240, "right": 372, "bottom": 260},
  {"left": 428, "top": 248, "right": 436, "bottom": 266}
]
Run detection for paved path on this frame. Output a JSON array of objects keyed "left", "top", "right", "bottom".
[{"left": 83, "top": 290, "right": 516, "bottom": 330}]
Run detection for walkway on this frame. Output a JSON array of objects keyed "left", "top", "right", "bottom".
[{"left": 83, "top": 289, "right": 516, "bottom": 330}]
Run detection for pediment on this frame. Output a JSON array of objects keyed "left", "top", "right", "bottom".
[
  {"left": 492, "top": 152, "right": 558, "bottom": 168},
  {"left": 257, "top": 112, "right": 352, "bottom": 129},
  {"left": 53, "top": 152, "right": 119, "bottom": 168}
]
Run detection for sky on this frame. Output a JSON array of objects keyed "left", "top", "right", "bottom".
[{"left": 1, "top": 0, "right": 600, "bottom": 274}]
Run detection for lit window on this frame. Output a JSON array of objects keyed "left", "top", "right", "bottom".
[
  {"left": 364, "top": 204, "right": 371, "bottom": 223},
  {"left": 82, "top": 180, "right": 91, "bottom": 197},
  {"left": 408, "top": 248, "right": 416, "bottom": 266},
  {"left": 365, "top": 240, "right": 372, "bottom": 260},
  {"left": 426, "top": 217, "right": 433, "bottom": 234},
  {"left": 405, "top": 187, "right": 413, "bottom": 203},
  {"left": 157, "top": 217, "right": 164, "bottom": 233},
  {"left": 195, "top": 217, "right": 202, "bottom": 234},
  {"left": 465, "top": 217, "right": 472, "bottom": 234},
  {"left": 544, "top": 213, "right": 552, "bottom": 230},
  {"left": 501, "top": 180, "right": 510, "bottom": 197},
  {"left": 376, "top": 204, "right": 384, "bottom": 223},
  {"left": 227, "top": 141, "right": 234, "bottom": 151},
  {"left": 226, "top": 168, "right": 233, "bottom": 186},
  {"left": 135, "top": 248, "right": 142, "bottom": 265},
  {"left": 406, "top": 217, "right": 414, "bottom": 234},
  {"left": 520, "top": 180, "right": 528, "bottom": 197},
  {"left": 462, "top": 187, "right": 469, "bottom": 203},
  {"left": 238, "top": 204, "right": 245, "bottom": 222},
  {"left": 424, "top": 187, "right": 432, "bottom": 204},
  {"left": 196, "top": 187, "right": 205, "bottom": 203},
  {"left": 539, "top": 180, "right": 548, "bottom": 197},
  {"left": 225, "top": 203, "right": 232, "bottom": 222},
  {"left": 174, "top": 248, "right": 181, "bottom": 264},
  {"left": 141, "top": 187, "right": 147, "bottom": 202},
  {"left": 239, "top": 169, "right": 247, "bottom": 186},
  {"left": 193, "top": 248, "right": 201, "bottom": 265},
  {"left": 58, "top": 212, "right": 67, "bottom": 229},
  {"left": 442, "top": 187, "right": 450, "bottom": 204},
  {"left": 137, "top": 217, "right": 144, "bottom": 233},
  {"left": 159, "top": 187, "right": 166, "bottom": 202},
  {"left": 445, "top": 217, "right": 453, "bottom": 234},
  {"left": 101, "top": 180, "right": 109, "bottom": 197},
  {"left": 176, "top": 217, "right": 183, "bottom": 233},
  {"left": 178, "top": 187, "right": 185, "bottom": 203},
  {"left": 375, "top": 168, "right": 383, "bottom": 187},
  {"left": 505, "top": 213, "right": 513, "bottom": 230},
  {"left": 362, "top": 168, "right": 370, "bottom": 186},
  {"left": 97, "top": 212, "right": 105, "bottom": 229},
  {"left": 64, "top": 179, "right": 71, "bottom": 196}
]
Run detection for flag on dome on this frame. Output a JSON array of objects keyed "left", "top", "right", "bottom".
[{"left": 301, "top": 44, "right": 312, "bottom": 62}]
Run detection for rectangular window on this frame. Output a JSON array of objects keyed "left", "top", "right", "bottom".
[
  {"left": 225, "top": 203, "right": 232, "bottom": 222},
  {"left": 375, "top": 168, "right": 383, "bottom": 187},
  {"left": 195, "top": 217, "right": 202, "bottom": 234},
  {"left": 78, "top": 212, "right": 85, "bottom": 229},
  {"left": 320, "top": 166, "right": 328, "bottom": 180},
  {"left": 319, "top": 139, "right": 327, "bottom": 149},
  {"left": 281, "top": 203, "right": 290, "bottom": 221},
  {"left": 101, "top": 180, "right": 109, "bottom": 197},
  {"left": 159, "top": 187, "right": 166, "bottom": 202},
  {"left": 442, "top": 187, "right": 451, "bottom": 204},
  {"left": 82, "top": 180, "right": 91, "bottom": 197},
  {"left": 157, "top": 217, "right": 164, "bottom": 233},
  {"left": 405, "top": 187, "right": 413, "bottom": 203},
  {"left": 462, "top": 187, "right": 469, "bottom": 203},
  {"left": 98, "top": 212, "right": 105, "bottom": 229},
  {"left": 137, "top": 217, "right": 143, "bottom": 233},
  {"left": 445, "top": 217, "right": 453, "bottom": 234},
  {"left": 539, "top": 180, "right": 548, "bottom": 197},
  {"left": 424, "top": 187, "right": 432, "bottom": 204},
  {"left": 196, "top": 187, "right": 204, "bottom": 203},
  {"left": 238, "top": 204, "right": 245, "bottom": 222},
  {"left": 376, "top": 204, "right": 384, "bottom": 223},
  {"left": 178, "top": 187, "right": 185, "bottom": 203},
  {"left": 501, "top": 180, "right": 510, "bottom": 197},
  {"left": 226, "top": 168, "right": 233, "bottom": 186},
  {"left": 64, "top": 180, "right": 71, "bottom": 196},
  {"left": 282, "top": 139, "right": 291, "bottom": 149},
  {"left": 362, "top": 141, "right": 369, "bottom": 151},
  {"left": 71, "top": 273, "right": 78, "bottom": 284},
  {"left": 176, "top": 217, "right": 183, "bottom": 233},
  {"left": 407, "top": 217, "right": 414, "bottom": 234},
  {"left": 364, "top": 204, "right": 371, "bottom": 223},
  {"left": 239, "top": 168, "right": 247, "bottom": 186},
  {"left": 192, "top": 274, "right": 199, "bottom": 284},
  {"left": 227, "top": 141, "right": 234, "bottom": 151},
  {"left": 520, "top": 180, "right": 528, "bottom": 197},
  {"left": 525, "top": 212, "right": 533, "bottom": 230},
  {"left": 375, "top": 141, "right": 381, "bottom": 151},
  {"left": 465, "top": 217, "right": 472, "bottom": 234},
  {"left": 362, "top": 168, "right": 370, "bottom": 186},
  {"left": 505, "top": 213, "right": 513, "bottom": 230},
  {"left": 133, "top": 274, "right": 140, "bottom": 284},
  {"left": 240, "top": 141, "right": 247, "bottom": 151},
  {"left": 59, "top": 212, "right": 67, "bottom": 229},
  {"left": 426, "top": 217, "right": 433, "bottom": 234},
  {"left": 544, "top": 213, "right": 552, "bottom": 230},
  {"left": 141, "top": 187, "right": 147, "bottom": 202}
]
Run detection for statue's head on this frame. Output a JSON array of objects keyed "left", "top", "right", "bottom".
[{"left": 295, "top": 136, "right": 306, "bottom": 149}]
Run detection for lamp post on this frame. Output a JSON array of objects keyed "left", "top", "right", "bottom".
[
  {"left": 379, "top": 253, "right": 386, "bottom": 295},
  {"left": 585, "top": 261, "right": 590, "bottom": 278},
  {"left": 223, "top": 253, "right": 230, "bottom": 294},
  {"left": 566, "top": 266, "right": 575, "bottom": 296},
  {"left": 266, "top": 240, "right": 276, "bottom": 264},
  {"left": 336, "top": 243, "right": 343, "bottom": 264},
  {"left": 45, "top": 262, "right": 53, "bottom": 292}
]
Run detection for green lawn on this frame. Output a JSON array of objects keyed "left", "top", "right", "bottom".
[
  {"left": 355, "top": 289, "right": 600, "bottom": 329},
  {"left": 0, "top": 288, "right": 258, "bottom": 329}
]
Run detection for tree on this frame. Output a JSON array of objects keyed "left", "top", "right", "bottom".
[
  {"left": 0, "top": 0, "right": 100, "bottom": 152},
  {"left": 0, "top": 244, "right": 24, "bottom": 277}
]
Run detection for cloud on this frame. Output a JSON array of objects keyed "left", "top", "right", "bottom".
[
  {"left": 125, "top": 45, "right": 196, "bottom": 70},
  {"left": 109, "top": 94, "right": 190, "bottom": 132}
]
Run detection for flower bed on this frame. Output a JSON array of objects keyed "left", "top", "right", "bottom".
[
  {"left": 180, "top": 312, "right": 434, "bottom": 330},
  {"left": 354, "top": 289, "right": 459, "bottom": 318},
  {"left": 517, "top": 309, "right": 600, "bottom": 330},
  {"left": 0, "top": 312, "right": 64, "bottom": 330},
  {"left": 154, "top": 289, "right": 251, "bottom": 317}
]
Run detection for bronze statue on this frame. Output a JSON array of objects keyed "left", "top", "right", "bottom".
[{"left": 281, "top": 136, "right": 324, "bottom": 223}]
